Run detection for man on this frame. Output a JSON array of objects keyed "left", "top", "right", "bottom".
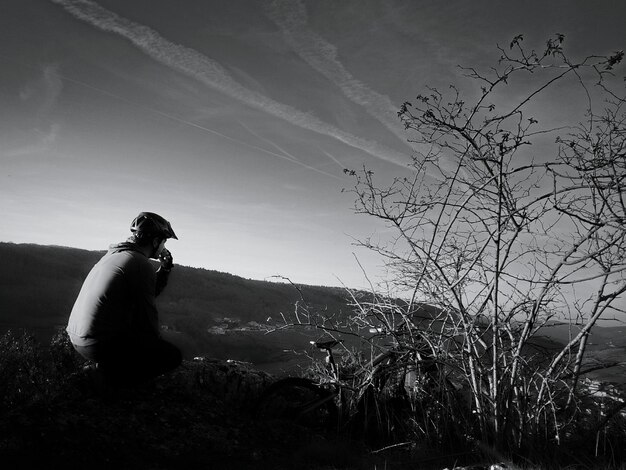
[{"left": 67, "top": 212, "right": 182, "bottom": 387}]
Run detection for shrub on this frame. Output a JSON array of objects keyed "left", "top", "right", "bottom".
[
  {"left": 0, "top": 329, "right": 85, "bottom": 413},
  {"left": 0, "top": 330, "right": 50, "bottom": 411}
]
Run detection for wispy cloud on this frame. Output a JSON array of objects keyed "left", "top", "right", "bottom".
[
  {"left": 3, "top": 124, "right": 61, "bottom": 158},
  {"left": 266, "top": 0, "right": 410, "bottom": 147},
  {"left": 17, "top": 63, "right": 63, "bottom": 127},
  {"left": 50, "top": 0, "right": 411, "bottom": 168},
  {"left": 5, "top": 64, "right": 63, "bottom": 158},
  {"left": 38, "top": 64, "right": 64, "bottom": 119},
  {"left": 19, "top": 64, "right": 63, "bottom": 116}
]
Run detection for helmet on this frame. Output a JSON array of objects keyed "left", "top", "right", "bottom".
[{"left": 130, "top": 212, "right": 178, "bottom": 240}]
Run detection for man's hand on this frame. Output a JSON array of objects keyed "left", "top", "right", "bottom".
[{"left": 159, "top": 248, "right": 174, "bottom": 271}]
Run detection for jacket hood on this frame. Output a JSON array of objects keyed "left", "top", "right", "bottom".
[{"left": 107, "top": 241, "right": 146, "bottom": 256}]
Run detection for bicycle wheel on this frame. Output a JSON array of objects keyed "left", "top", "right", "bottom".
[{"left": 255, "top": 377, "right": 338, "bottom": 431}]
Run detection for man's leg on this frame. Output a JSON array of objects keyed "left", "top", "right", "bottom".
[
  {"left": 138, "top": 337, "right": 183, "bottom": 381},
  {"left": 74, "top": 337, "right": 182, "bottom": 387}
]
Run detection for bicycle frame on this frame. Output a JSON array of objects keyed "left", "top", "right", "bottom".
[{"left": 256, "top": 333, "right": 442, "bottom": 435}]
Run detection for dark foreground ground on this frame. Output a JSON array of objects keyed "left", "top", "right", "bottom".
[
  {"left": 2, "top": 357, "right": 472, "bottom": 470},
  {"left": 2, "top": 331, "right": 622, "bottom": 470}
]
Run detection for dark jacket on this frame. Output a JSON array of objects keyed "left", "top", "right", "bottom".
[{"left": 67, "top": 242, "right": 169, "bottom": 347}]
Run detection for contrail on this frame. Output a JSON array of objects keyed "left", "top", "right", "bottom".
[
  {"left": 316, "top": 147, "right": 346, "bottom": 170},
  {"left": 236, "top": 120, "right": 344, "bottom": 180},
  {"left": 266, "top": 0, "right": 412, "bottom": 148},
  {"left": 50, "top": 0, "right": 411, "bottom": 168},
  {"left": 2, "top": 52, "right": 344, "bottom": 177},
  {"left": 235, "top": 120, "right": 301, "bottom": 165}
]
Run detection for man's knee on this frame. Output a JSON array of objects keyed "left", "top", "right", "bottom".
[
  {"left": 72, "top": 343, "right": 98, "bottom": 363},
  {"left": 161, "top": 340, "right": 183, "bottom": 371},
  {"left": 146, "top": 338, "right": 182, "bottom": 375}
]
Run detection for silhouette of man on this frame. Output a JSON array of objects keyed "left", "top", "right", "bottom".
[{"left": 67, "top": 212, "right": 182, "bottom": 387}]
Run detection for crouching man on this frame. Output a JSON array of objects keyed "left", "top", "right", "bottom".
[{"left": 67, "top": 212, "right": 182, "bottom": 387}]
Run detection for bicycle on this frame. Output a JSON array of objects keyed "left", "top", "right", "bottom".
[{"left": 254, "top": 335, "right": 442, "bottom": 440}]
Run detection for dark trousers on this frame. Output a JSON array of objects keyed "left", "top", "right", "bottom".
[{"left": 74, "top": 336, "right": 182, "bottom": 386}]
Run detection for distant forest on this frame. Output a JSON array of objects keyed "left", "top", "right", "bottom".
[
  {"left": 3, "top": 242, "right": 624, "bottom": 371},
  {"left": 0, "top": 242, "right": 356, "bottom": 350}
]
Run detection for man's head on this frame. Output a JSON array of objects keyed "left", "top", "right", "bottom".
[{"left": 129, "top": 212, "right": 178, "bottom": 258}]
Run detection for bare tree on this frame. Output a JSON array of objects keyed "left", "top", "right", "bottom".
[{"left": 344, "top": 35, "right": 626, "bottom": 452}]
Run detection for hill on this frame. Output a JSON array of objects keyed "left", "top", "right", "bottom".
[
  {"left": 3, "top": 242, "right": 625, "bottom": 378},
  {"left": 0, "top": 242, "right": 360, "bottom": 370}
]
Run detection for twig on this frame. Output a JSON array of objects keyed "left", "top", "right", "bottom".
[{"left": 371, "top": 441, "right": 413, "bottom": 454}]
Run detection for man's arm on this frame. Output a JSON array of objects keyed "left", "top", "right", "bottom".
[
  {"left": 133, "top": 257, "right": 161, "bottom": 338},
  {"left": 155, "top": 248, "right": 173, "bottom": 297}
]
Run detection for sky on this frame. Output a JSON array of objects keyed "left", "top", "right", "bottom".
[{"left": 2, "top": 0, "right": 626, "bottom": 289}]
